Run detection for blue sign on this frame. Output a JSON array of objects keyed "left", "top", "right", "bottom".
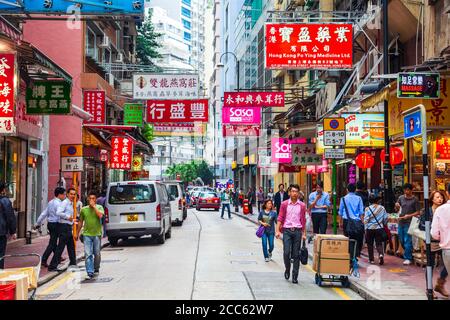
[
  {"left": 404, "top": 110, "right": 422, "bottom": 139},
  {"left": 0, "top": 0, "right": 143, "bottom": 15}
]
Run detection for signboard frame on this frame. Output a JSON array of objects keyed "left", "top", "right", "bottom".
[
  {"left": 397, "top": 72, "right": 440, "bottom": 99},
  {"left": 60, "top": 144, "right": 84, "bottom": 172},
  {"left": 133, "top": 73, "right": 199, "bottom": 100}
]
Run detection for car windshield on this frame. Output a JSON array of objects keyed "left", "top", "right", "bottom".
[
  {"left": 108, "top": 184, "right": 156, "bottom": 204},
  {"left": 200, "top": 192, "right": 217, "bottom": 198}
]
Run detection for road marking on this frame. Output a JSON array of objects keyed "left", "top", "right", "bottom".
[{"left": 40, "top": 272, "right": 74, "bottom": 295}]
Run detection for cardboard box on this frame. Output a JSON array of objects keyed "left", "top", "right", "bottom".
[
  {"left": 0, "top": 274, "right": 29, "bottom": 300},
  {"left": 314, "top": 234, "right": 349, "bottom": 255},
  {"left": 0, "top": 267, "right": 37, "bottom": 289},
  {"left": 313, "top": 252, "right": 350, "bottom": 275}
]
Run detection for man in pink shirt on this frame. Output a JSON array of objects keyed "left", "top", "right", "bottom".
[{"left": 276, "top": 184, "right": 307, "bottom": 284}]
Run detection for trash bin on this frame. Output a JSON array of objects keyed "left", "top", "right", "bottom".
[
  {"left": 0, "top": 283, "right": 16, "bottom": 300},
  {"left": 243, "top": 199, "right": 249, "bottom": 215}
]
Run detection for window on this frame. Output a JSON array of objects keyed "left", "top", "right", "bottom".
[
  {"left": 184, "top": 32, "right": 191, "bottom": 41},
  {"left": 181, "top": 7, "right": 191, "bottom": 18},
  {"left": 182, "top": 19, "right": 191, "bottom": 30},
  {"left": 108, "top": 184, "right": 156, "bottom": 204},
  {"left": 167, "top": 185, "right": 179, "bottom": 198}
]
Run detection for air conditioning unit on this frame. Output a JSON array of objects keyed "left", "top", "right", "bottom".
[
  {"left": 99, "top": 35, "right": 111, "bottom": 48},
  {"left": 107, "top": 73, "right": 115, "bottom": 86},
  {"left": 115, "top": 53, "right": 124, "bottom": 63}
]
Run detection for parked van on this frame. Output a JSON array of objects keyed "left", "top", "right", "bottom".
[
  {"left": 163, "top": 181, "right": 186, "bottom": 226},
  {"left": 105, "top": 181, "right": 172, "bottom": 246}
]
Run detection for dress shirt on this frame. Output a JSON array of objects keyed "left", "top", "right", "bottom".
[
  {"left": 431, "top": 201, "right": 450, "bottom": 250},
  {"left": 283, "top": 199, "right": 303, "bottom": 229},
  {"left": 36, "top": 198, "right": 62, "bottom": 225},
  {"left": 56, "top": 198, "right": 75, "bottom": 225},
  {"left": 339, "top": 192, "right": 364, "bottom": 220},
  {"left": 308, "top": 191, "right": 331, "bottom": 214}
]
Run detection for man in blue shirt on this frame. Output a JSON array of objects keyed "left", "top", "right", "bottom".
[
  {"left": 308, "top": 181, "right": 330, "bottom": 235},
  {"left": 339, "top": 183, "right": 365, "bottom": 258}
]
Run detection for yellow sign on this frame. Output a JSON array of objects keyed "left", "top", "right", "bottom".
[
  {"left": 243, "top": 156, "right": 249, "bottom": 166},
  {"left": 131, "top": 155, "right": 143, "bottom": 172},
  {"left": 231, "top": 161, "right": 237, "bottom": 169},
  {"left": 60, "top": 144, "right": 83, "bottom": 157},
  {"left": 323, "top": 117, "right": 345, "bottom": 131}
]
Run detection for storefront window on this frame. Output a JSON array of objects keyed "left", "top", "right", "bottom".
[{"left": 4, "top": 137, "right": 22, "bottom": 209}]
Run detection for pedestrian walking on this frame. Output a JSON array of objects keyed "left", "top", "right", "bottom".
[
  {"left": 356, "top": 181, "right": 370, "bottom": 208},
  {"left": 0, "top": 183, "right": 16, "bottom": 269},
  {"left": 267, "top": 188, "right": 274, "bottom": 201},
  {"left": 431, "top": 183, "right": 450, "bottom": 300},
  {"left": 308, "top": 181, "right": 331, "bottom": 235},
  {"left": 258, "top": 199, "right": 277, "bottom": 262},
  {"left": 33, "top": 187, "right": 66, "bottom": 267},
  {"left": 247, "top": 187, "right": 256, "bottom": 215},
  {"left": 220, "top": 189, "right": 232, "bottom": 219},
  {"left": 339, "top": 183, "right": 365, "bottom": 260},
  {"left": 96, "top": 189, "right": 107, "bottom": 238},
  {"left": 256, "top": 187, "right": 265, "bottom": 213},
  {"left": 395, "top": 183, "right": 421, "bottom": 265},
  {"left": 274, "top": 184, "right": 289, "bottom": 215},
  {"left": 76, "top": 191, "right": 104, "bottom": 279},
  {"left": 276, "top": 184, "right": 307, "bottom": 284},
  {"left": 364, "top": 195, "right": 388, "bottom": 265},
  {"left": 48, "top": 188, "right": 78, "bottom": 271}
]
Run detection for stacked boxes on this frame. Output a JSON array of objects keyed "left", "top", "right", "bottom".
[
  {"left": 313, "top": 234, "right": 350, "bottom": 275},
  {"left": 0, "top": 274, "right": 29, "bottom": 300}
]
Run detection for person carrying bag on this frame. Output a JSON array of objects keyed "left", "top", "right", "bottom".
[{"left": 364, "top": 195, "right": 388, "bottom": 265}]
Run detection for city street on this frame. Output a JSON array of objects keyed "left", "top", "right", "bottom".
[{"left": 35, "top": 208, "right": 361, "bottom": 300}]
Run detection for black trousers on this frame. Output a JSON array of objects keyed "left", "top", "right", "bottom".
[
  {"left": 343, "top": 219, "right": 364, "bottom": 260},
  {"left": 283, "top": 228, "right": 302, "bottom": 279},
  {"left": 365, "top": 229, "right": 384, "bottom": 261},
  {"left": 42, "top": 222, "right": 59, "bottom": 263},
  {"left": 0, "top": 235, "right": 7, "bottom": 269},
  {"left": 257, "top": 201, "right": 264, "bottom": 213},
  {"left": 49, "top": 224, "right": 77, "bottom": 269},
  {"left": 312, "top": 213, "right": 328, "bottom": 234}
]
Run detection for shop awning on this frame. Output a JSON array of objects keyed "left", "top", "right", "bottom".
[
  {"left": 83, "top": 127, "right": 111, "bottom": 150},
  {"left": 360, "top": 87, "right": 389, "bottom": 111}
]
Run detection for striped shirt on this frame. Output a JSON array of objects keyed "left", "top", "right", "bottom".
[{"left": 364, "top": 204, "right": 388, "bottom": 230}]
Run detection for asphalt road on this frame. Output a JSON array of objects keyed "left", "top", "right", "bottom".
[{"left": 35, "top": 208, "right": 362, "bottom": 300}]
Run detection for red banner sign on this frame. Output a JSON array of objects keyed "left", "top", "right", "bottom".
[
  {"left": 146, "top": 99, "right": 208, "bottom": 123},
  {"left": 278, "top": 164, "right": 302, "bottom": 173},
  {"left": 110, "top": 136, "right": 133, "bottom": 170},
  {"left": 436, "top": 137, "right": 450, "bottom": 160},
  {"left": 222, "top": 124, "right": 261, "bottom": 137},
  {"left": 83, "top": 90, "right": 105, "bottom": 124},
  {"left": 0, "top": 53, "right": 16, "bottom": 134},
  {"left": 223, "top": 92, "right": 285, "bottom": 107},
  {"left": 265, "top": 23, "right": 353, "bottom": 69}
]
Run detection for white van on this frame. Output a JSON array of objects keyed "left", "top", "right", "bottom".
[
  {"left": 163, "top": 181, "right": 186, "bottom": 226},
  {"left": 105, "top": 181, "right": 172, "bottom": 246}
]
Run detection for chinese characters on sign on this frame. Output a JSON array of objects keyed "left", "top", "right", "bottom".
[
  {"left": 146, "top": 99, "right": 208, "bottom": 123},
  {"left": 153, "top": 123, "right": 207, "bottom": 137},
  {"left": 436, "top": 137, "right": 450, "bottom": 160},
  {"left": 0, "top": 53, "right": 15, "bottom": 134},
  {"left": 60, "top": 144, "right": 83, "bottom": 172},
  {"left": 323, "top": 117, "right": 346, "bottom": 146},
  {"left": 265, "top": 23, "right": 353, "bottom": 69},
  {"left": 223, "top": 92, "right": 285, "bottom": 107},
  {"left": 397, "top": 73, "right": 440, "bottom": 99},
  {"left": 291, "top": 144, "right": 322, "bottom": 165},
  {"left": 222, "top": 124, "right": 261, "bottom": 137},
  {"left": 83, "top": 90, "right": 105, "bottom": 124},
  {"left": 110, "top": 136, "right": 133, "bottom": 170},
  {"left": 133, "top": 74, "right": 199, "bottom": 100},
  {"left": 26, "top": 81, "right": 71, "bottom": 115},
  {"left": 222, "top": 107, "right": 261, "bottom": 125},
  {"left": 124, "top": 103, "right": 143, "bottom": 126}
]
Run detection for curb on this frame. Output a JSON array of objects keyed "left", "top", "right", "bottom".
[{"left": 37, "top": 241, "right": 110, "bottom": 287}]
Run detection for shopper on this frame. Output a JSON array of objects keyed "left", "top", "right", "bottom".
[
  {"left": 308, "top": 181, "right": 331, "bottom": 235},
  {"left": 34, "top": 187, "right": 66, "bottom": 267},
  {"left": 76, "top": 191, "right": 104, "bottom": 279},
  {"left": 48, "top": 188, "right": 78, "bottom": 271},
  {"left": 339, "top": 183, "right": 365, "bottom": 259},
  {"left": 247, "top": 187, "right": 256, "bottom": 215},
  {"left": 364, "top": 195, "right": 388, "bottom": 265},
  {"left": 256, "top": 187, "right": 265, "bottom": 213},
  {"left": 356, "top": 181, "right": 370, "bottom": 208},
  {"left": 274, "top": 184, "right": 289, "bottom": 215},
  {"left": 395, "top": 183, "right": 421, "bottom": 265},
  {"left": 220, "top": 189, "right": 232, "bottom": 219},
  {"left": 267, "top": 188, "right": 274, "bottom": 201},
  {"left": 0, "top": 183, "right": 16, "bottom": 269},
  {"left": 276, "top": 184, "right": 307, "bottom": 284},
  {"left": 258, "top": 199, "right": 277, "bottom": 262}
]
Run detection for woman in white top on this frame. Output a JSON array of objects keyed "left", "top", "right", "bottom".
[{"left": 364, "top": 195, "right": 388, "bottom": 265}]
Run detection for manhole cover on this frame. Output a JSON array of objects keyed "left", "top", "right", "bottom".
[
  {"left": 103, "top": 248, "right": 124, "bottom": 251},
  {"left": 229, "top": 251, "right": 254, "bottom": 256},
  {"left": 101, "top": 259, "right": 121, "bottom": 263},
  {"left": 230, "top": 260, "right": 257, "bottom": 265},
  {"left": 37, "top": 293, "right": 62, "bottom": 300},
  {"left": 81, "top": 277, "right": 114, "bottom": 284}
]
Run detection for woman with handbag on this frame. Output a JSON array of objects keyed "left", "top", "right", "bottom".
[
  {"left": 364, "top": 195, "right": 388, "bottom": 265},
  {"left": 257, "top": 199, "right": 278, "bottom": 262}
]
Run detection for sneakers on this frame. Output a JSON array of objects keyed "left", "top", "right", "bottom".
[
  {"left": 268, "top": 252, "right": 272, "bottom": 260},
  {"left": 265, "top": 258, "right": 270, "bottom": 262},
  {"left": 369, "top": 260, "right": 375, "bottom": 264},
  {"left": 85, "top": 273, "right": 94, "bottom": 280},
  {"left": 403, "top": 259, "right": 412, "bottom": 265},
  {"left": 379, "top": 255, "right": 384, "bottom": 266}
]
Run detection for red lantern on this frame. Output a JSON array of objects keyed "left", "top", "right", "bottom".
[
  {"left": 355, "top": 153, "right": 375, "bottom": 169},
  {"left": 380, "top": 147, "right": 403, "bottom": 166}
]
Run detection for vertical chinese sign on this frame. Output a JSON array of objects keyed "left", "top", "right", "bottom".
[
  {"left": 0, "top": 53, "right": 16, "bottom": 134},
  {"left": 110, "top": 136, "right": 133, "bottom": 170},
  {"left": 83, "top": 90, "right": 105, "bottom": 124},
  {"left": 26, "top": 81, "right": 71, "bottom": 115}
]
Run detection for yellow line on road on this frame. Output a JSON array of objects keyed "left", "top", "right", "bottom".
[{"left": 40, "top": 272, "right": 74, "bottom": 295}]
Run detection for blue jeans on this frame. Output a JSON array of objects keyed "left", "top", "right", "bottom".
[
  {"left": 221, "top": 204, "right": 231, "bottom": 218},
  {"left": 262, "top": 233, "right": 275, "bottom": 259},
  {"left": 84, "top": 235, "right": 101, "bottom": 275},
  {"left": 398, "top": 223, "right": 413, "bottom": 260}
]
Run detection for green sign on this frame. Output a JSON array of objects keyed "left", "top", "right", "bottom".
[
  {"left": 124, "top": 103, "right": 143, "bottom": 126},
  {"left": 26, "top": 81, "right": 71, "bottom": 115}
]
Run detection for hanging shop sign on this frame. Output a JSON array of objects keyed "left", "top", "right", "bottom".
[
  {"left": 133, "top": 74, "right": 199, "bottom": 100},
  {"left": 222, "top": 124, "right": 260, "bottom": 137},
  {"left": 100, "top": 149, "right": 109, "bottom": 162},
  {"left": 306, "top": 160, "right": 329, "bottom": 174},
  {"left": 146, "top": 99, "right": 208, "bottom": 123},
  {"left": 436, "top": 137, "right": 450, "bottom": 160},
  {"left": 265, "top": 23, "right": 353, "bottom": 69},
  {"left": 0, "top": 0, "right": 144, "bottom": 15},
  {"left": 279, "top": 164, "right": 301, "bottom": 173},
  {"left": 348, "top": 164, "right": 357, "bottom": 184},
  {"left": 223, "top": 92, "right": 285, "bottom": 107},
  {"left": 153, "top": 123, "right": 206, "bottom": 137},
  {"left": 26, "top": 80, "right": 71, "bottom": 115},
  {"left": 343, "top": 113, "right": 384, "bottom": 147},
  {"left": 291, "top": 144, "right": 322, "bottom": 165},
  {"left": 323, "top": 117, "right": 346, "bottom": 146},
  {"left": 110, "top": 136, "right": 133, "bottom": 170},
  {"left": 222, "top": 107, "right": 261, "bottom": 125},
  {"left": 124, "top": 103, "right": 144, "bottom": 126},
  {"left": 83, "top": 90, "right": 105, "bottom": 124},
  {"left": 60, "top": 144, "right": 83, "bottom": 172},
  {"left": 397, "top": 73, "right": 440, "bottom": 99},
  {"left": 0, "top": 53, "right": 16, "bottom": 134},
  {"left": 271, "top": 138, "right": 292, "bottom": 164},
  {"left": 131, "top": 155, "right": 143, "bottom": 172},
  {"left": 403, "top": 110, "right": 422, "bottom": 139},
  {"left": 324, "top": 148, "right": 345, "bottom": 159}
]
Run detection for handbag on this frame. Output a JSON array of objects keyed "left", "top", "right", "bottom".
[
  {"left": 367, "top": 206, "right": 389, "bottom": 242},
  {"left": 408, "top": 216, "right": 426, "bottom": 240},
  {"left": 299, "top": 239, "right": 308, "bottom": 265},
  {"left": 342, "top": 198, "right": 364, "bottom": 236},
  {"left": 256, "top": 225, "right": 265, "bottom": 238}
]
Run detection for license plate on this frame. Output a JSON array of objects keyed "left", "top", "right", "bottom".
[{"left": 127, "top": 214, "right": 139, "bottom": 222}]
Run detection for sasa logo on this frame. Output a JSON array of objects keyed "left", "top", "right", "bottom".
[
  {"left": 275, "top": 142, "right": 290, "bottom": 154},
  {"left": 230, "top": 108, "right": 254, "bottom": 117}
]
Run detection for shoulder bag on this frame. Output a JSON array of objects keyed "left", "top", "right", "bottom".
[
  {"left": 367, "top": 206, "right": 389, "bottom": 242},
  {"left": 299, "top": 239, "right": 308, "bottom": 265},
  {"left": 256, "top": 225, "right": 265, "bottom": 238},
  {"left": 343, "top": 198, "right": 364, "bottom": 237}
]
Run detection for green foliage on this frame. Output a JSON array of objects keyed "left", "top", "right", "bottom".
[
  {"left": 136, "top": 8, "right": 162, "bottom": 65},
  {"left": 165, "top": 160, "right": 213, "bottom": 185},
  {"left": 141, "top": 124, "right": 154, "bottom": 142}
]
